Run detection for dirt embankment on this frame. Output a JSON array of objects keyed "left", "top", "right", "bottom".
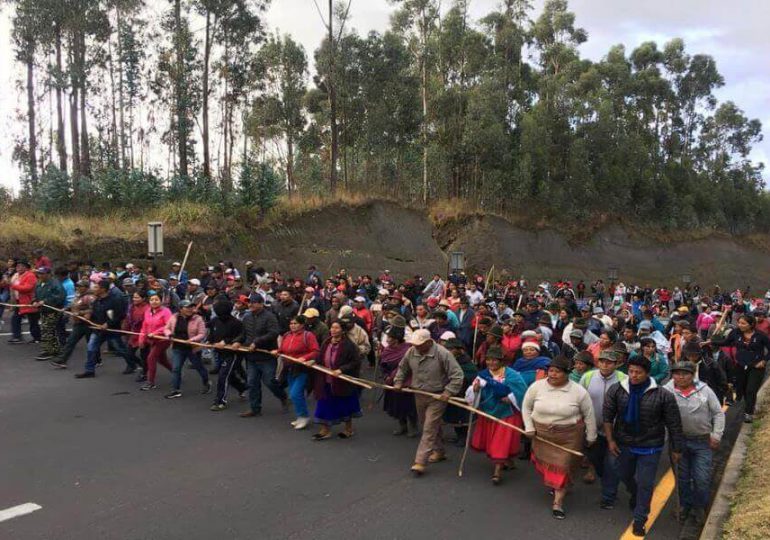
[{"left": 2, "top": 201, "right": 769, "bottom": 288}]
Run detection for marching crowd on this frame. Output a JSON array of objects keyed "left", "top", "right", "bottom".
[{"left": 3, "top": 252, "right": 767, "bottom": 537}]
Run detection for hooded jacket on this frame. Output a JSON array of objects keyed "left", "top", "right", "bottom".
[
  {"left": 663, "top": 379, "right": 725, "bottom": 441},
  {"left": 238, "top": 308, "right": 280, "bottom": 361},
  {"left": 603, "top": 377, "right": 683, "bottom": 451},
  {"left": 208, "top": 301, "right": 243, "bottom": 345}
]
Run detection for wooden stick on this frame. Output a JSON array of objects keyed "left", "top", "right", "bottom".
[
  {"left": 5, "top": 302, "right": 579, "bottom": 456},
  {"left": 458, "top": 392, "right": 480, "bottom": 477},
  {"left": 178, "top": 241, "right": 193, "bottom": 280}
]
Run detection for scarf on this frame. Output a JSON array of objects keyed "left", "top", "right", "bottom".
[{"left": 623, "top": 377, "right": 651, "bottom": 434}]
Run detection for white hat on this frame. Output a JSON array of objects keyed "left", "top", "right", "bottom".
[
  {"left": 339, "top": 305, "right": 353, "bottom": 317},
  {"left": 172, "top": 261, "right": 181, "bottom": 266},
  {"left": 125, "top": 263, "right": 135, "bottom": 269},
  {"left": 439, "top": 331, "right": 456, "bottom": 341},
  {"left": 521, "top": 341, "right": 540, "bottom": 351},
  {"left": 408, "top": 329, "right": 432, "bottom": 346},
  {"left": 189, "top": 278, "right": 201, "bottom": 286},
  {"left": 354, "top": 296, "right": 366, "bottom": 303},
  {"left": 378, "top": 288, "right": 389, "bottom": 297}
]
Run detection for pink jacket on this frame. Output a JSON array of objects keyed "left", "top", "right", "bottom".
[
  {"left": 163, "top": 313, "right": 207, "bottom": 343},
  {"left": 139, "top": 307, "right": 172, "bottom": 346}
]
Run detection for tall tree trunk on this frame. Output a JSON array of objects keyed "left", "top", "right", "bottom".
[
  {"left": 202, "top": 10, "right": 212, "bottom": 181},
  {"left": 328, "top": 0, "right": 338, "bottom": 193},
  {"left": 69, "top": 36, "right": 81, "bottom": 193},
  {"left": 25, "top": 44, "right": 38, "bottom": 189},
  {"left": 286, "top": 133, "right": 295, "bottom": 193},
  {"left": 79, "top": 31, "right": 91, "bottom": 179},
  {"left": 54, "top": 25, "right": 67, "bottom": 173},
  {"left": 174, "top": 0, "right": 188, "bottom": 180},
  {"left": 421, "top": 52, "right": 428, "bottom": 204},
  {"left": 108, "top": 33, "right": 119, "bottom": 168},
  {"left": 116, "top": 8, "right": 127, "bottom": 170}
]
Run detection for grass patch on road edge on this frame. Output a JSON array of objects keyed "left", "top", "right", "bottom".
[{"left": 723, "top": 391, "right": 770, "bottom": 540}]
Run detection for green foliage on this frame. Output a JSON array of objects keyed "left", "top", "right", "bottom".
[
  {"left": 36, "top": 165, "right": 72, "bottom": 212},
  {"left": 237, "top": 158, "right": 283, "bottom": 214}
]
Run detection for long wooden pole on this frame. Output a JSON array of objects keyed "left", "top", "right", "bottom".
[{"left": 3, "top": 301, "right": 581, "bottom": 456}]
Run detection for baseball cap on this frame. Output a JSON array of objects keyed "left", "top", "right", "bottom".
[
  {"left": 303, "top": 308, "right": 320, "bottom": 318},
  {"left": 35, "top": 266, "right": 51, "bottom": 274},
  {"left": 408, "top": 329, "right": 432, "bottom": 346},
  {"left": 189, "top": 278, "right": 201, "bottom": 286},
  {"left": 179, "top": 300, "right": 193, "bottom": 308}
]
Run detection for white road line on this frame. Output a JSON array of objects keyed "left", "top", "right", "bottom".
[
  {"left": 0, "top": 503, "right": 42, "bottom": 523},
  {"left": 0, "top": 332, "right": 31, "bottom": 337}
]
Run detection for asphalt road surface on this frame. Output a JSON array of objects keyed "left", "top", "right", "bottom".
[{"left": 0, "top": 328, "right": 684, "bottom": 540}]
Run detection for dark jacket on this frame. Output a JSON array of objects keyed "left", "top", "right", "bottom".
[
  {"left": 724, "top": 330, "right": 770, "bottom": 368},
  {"left": 208, "top": 301, "right": 243, "bottom": 346},
  {"left": 238, "top": 308, "right": 280, "bottom": 361},
  {"left": 272, "top": 300, "right": 299, "bottom": 334},
  {"left": 34, "top": 278, "right": 66, "bottom": 311},
  {"left": 91, "top": 290, "right": 128, "bottom": 329},
  {"left": 603, "top": 377, "right": 683, "bottom": 452},
  {"left": 313, "top": 337, "right": 361, "bottom": 398}
]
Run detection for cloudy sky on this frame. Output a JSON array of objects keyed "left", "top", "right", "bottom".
[{"left": 0, "top": 0, "right": 767, "bottom": 191}]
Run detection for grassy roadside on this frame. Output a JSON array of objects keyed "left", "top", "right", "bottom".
[{"left": 722, "top": 390, "right": 770, "bottom": 540}]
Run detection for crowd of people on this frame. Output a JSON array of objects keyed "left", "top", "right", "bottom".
[{"left": 3, "top": 253, "right": 766, "bottom": 537}]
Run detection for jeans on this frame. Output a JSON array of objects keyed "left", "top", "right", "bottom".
[
  {"left": 287, "top": 371, "right": 309, "bottom": 417},
  {"left": 85, "top": 332, "right": 134, "bottom": 373},
  {"left": 58, "top": 324, "right": 91, "bottom": 363},
  {"left": 586, "top": 436, "right": 621, "bottom": 503},
  {"left": 616, "top": 446, "right": 662, "bottom": 524},
  {"left": 0, "top": 288, "right": 9, "bottom": 318},
  {"left": 11, "top": 310, "right": 41, "bottom": 341},
  {"left": 246, "top": 356, "right": 286, "bottom": 413},
  {"left": 213, "top": 352, "right": 248, "bottom": 405},
  {"left": 677, "top": 437, "right": 713, "bottom": 511},
  {"left": 171, "top": 348, "right": 209, "bottom": 391}
]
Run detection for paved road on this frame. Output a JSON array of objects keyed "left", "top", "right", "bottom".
[{"left": 0, "top": 330, "right": 683, "bottom": 540}]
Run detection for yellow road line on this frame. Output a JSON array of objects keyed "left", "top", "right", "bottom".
[
  {"left": 618, "top": 403, "right": 731, "bottom": 538},
  {"left": 619, "top": 469, "right": 676, "bottom": 539}
]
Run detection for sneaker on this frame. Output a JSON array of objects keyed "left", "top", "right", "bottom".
[
  {"left": 26, "top": 339, "right": 41, "bottom": 344},
  {"left": 631, "top": 521, "right": 645, "bottom": 537},
  {"left": 210, "top": 403, "right": 227, "bottom": 412},
  {"left": 165, "top": 391, "right": 182, "bottom": 399},
  {"left": 201, "top": 381, "right": 213, "bottom": 395},
  {"left": 140, "top": 383, "right": 157, "bottom": 391},
  {"left": 600, "top": 500, "right": 615, "bottom": 510},
  {"left": 122, "top": 366, "right": 138, "bottom": 375},
  {"left": 410, "top": 463, "right": 426, "bottom": 476},
  {"left": 95, "top": 360, "right": 104, "bottom": 368},
  {"left": 50, "top": 359, "right": 68, "bottom": 369},
  {"left": 35, "top": 354, "right": 54, "bottom": 361},
  {"left": 7, "top": 338, "right": 24, "bottom": 344},
  {"left": 74, "top": 372, "right": 95, "bottom": 379},
  {"left": 294, "top": 417, "right": 311, "bottom": 430},
  {"left": 744, "top": 413, "right": 754, "bottom": 423}
]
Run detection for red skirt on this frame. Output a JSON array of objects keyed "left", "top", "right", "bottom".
[
  {"left": 531, "top": 455, "right": 571, "bottom": 490},
  {"left": 471, "top": 412, "right": 523, "bottom": 463}
]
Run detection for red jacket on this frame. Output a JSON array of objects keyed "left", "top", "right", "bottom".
[
  {"left": 280, "top": 330, "right": 320, "bottom": 374},
  {"left": 352, "top": 307, "right": 373, "bottom": 334},
  {"left": 10, "top": 271, "right": 38, "bottom": 315}
]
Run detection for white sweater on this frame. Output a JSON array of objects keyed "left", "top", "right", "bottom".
[{"left": 522, "top": 379, "right": 597, "bottom": 442}]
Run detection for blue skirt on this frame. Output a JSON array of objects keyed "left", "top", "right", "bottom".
[{"left": 314, "top": 384, "right": 362, "bottom": 425}]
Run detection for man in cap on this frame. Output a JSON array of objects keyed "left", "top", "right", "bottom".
[
  {"left": 394, "top": 329, "right": 464, "bottom": 475},
  {"left": 303, "top": 308, "right": 329, "bottom": 344},
  {"left": 170, "top": 261, "right": 188, "bottom": 287},
  {"left": 234, "top": 294, "right": 287, "bottom": 417},
  {"left": 663, "top": 361, "right": 725, "bottom": 526},
  {"left": 580, "top": 349, "right": 628, "bottom": 496},
  {"left": 50, "top": 280, "right": 94, "bottom": 369},
  {"left": 563, "top": 328, "right": 587, "bottom": 361},
  {"left": 31, "top": 267, "right": 66, "bottom": 361},
  {"left": 603, "top": 355, "right": 683, "bottom": 536},
  {"left": 185, "top": 278, "right": 205, "bottom": 306}
]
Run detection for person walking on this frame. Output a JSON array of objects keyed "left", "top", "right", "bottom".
[
  {"left": 393, "top": 329, "right": 464, "bottom": 476},
  {"left": 603, "top": 355, "right": 683, "bottom": 537},
  {"left": 31, "top": 267, "right": 66, "bottom": 361},
  {"left": 163, "top": 300, "right": 212, "bottom": 399},
  {"left": 522, "top": 355, "right": 597, "bottom": 519},
  {"left": 235, "top": 295, "right": 288, "bottom": 418},
  {"left": 274, "top": 315, "right": 320, "bottom": 430},
  {"left": 311, "top": 321, "right": 362, "bottom": 440},
  {"left": 138, "top": 291, "right": 173, "bottom": 390},
  {"left": 50, "top": 280, "right": 94, "bottom": 369},
  {"left": 209, "top": 299, "right": 247, "bottom": 411},
  {"left": 663, "top": 361, "right": 725, "bottom": 527},
  {"left": 8, "top": 260, "right": 41, "bottom": 344},
  {"left": 464, "top": 345, "right": 528, "bottom": 484},
  {"left": 75, "top": 280, "right": 135, "bottom": 379}
]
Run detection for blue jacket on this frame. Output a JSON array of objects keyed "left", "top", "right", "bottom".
[{"left": 473, "top": 367, "right": 528, "bottom": 418}]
